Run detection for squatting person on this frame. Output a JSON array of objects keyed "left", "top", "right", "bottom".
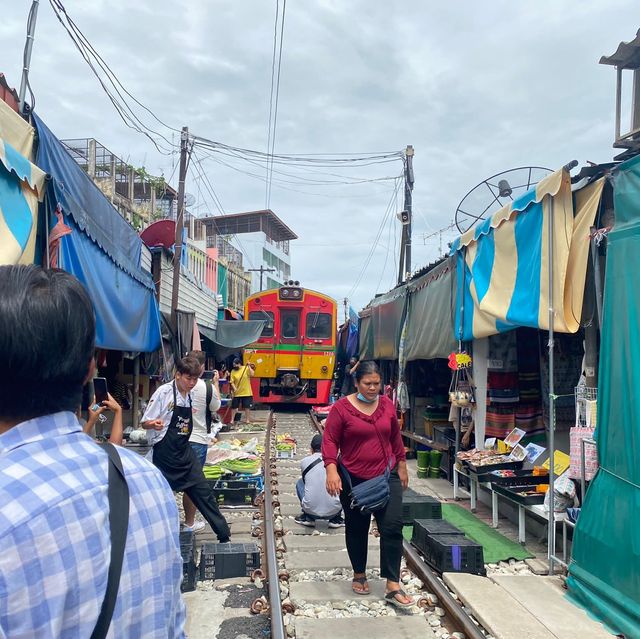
[{"left": 295, "top": 433, "right": 344, "bottom": 528}]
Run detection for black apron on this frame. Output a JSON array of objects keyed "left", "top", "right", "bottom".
[{"left": 152, "top": 382, "right": 203, "bottom": 491}]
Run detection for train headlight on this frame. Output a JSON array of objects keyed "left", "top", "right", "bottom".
[
  {"left": 321, "top": 365, "right": 328, "bottom": 373},
  {"left": 281, "top": 289, "right": 290, "bottom": 297},
  {"left": 292, "top": 289, "right": 301, "bottom": 298}
]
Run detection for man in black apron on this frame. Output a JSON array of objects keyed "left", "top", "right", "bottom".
[{"left": 142, "top": 356, "right": 230, "bottom": 542}]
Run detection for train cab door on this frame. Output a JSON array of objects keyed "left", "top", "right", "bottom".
[{"left": 279, "top": 309, "right": 302, "bottom": 375}]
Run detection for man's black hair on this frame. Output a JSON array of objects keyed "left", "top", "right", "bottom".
[
  {"left": 310, "top": 433, "right": 322, "bottom": 452},
  {"left": 0, "top": 265, "right": 95, "bottom": 421}
]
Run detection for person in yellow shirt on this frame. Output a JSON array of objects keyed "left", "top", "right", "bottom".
[{"left": 230, "top": 357, "right": 255, "bottom": 423}]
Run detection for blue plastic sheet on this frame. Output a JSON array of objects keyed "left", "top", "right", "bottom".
[{"left": 33, "top": 112, "right": 160, "bottom": 352}]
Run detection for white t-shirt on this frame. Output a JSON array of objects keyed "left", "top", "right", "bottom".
[
  {"left": 189, "top": 379, "right": 221, "bottom": 445},
  {"left": 141, "top": 381, "right": 191, "bottom": 447},
  {"left": 300, "top": 452, "right": 341, "bottom": 518}
]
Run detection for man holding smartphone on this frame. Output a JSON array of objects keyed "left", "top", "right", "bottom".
[
  {"left": 182, "top": 350, "right": 221, "bottom": 533},
  {"left": 0, "top": 265, "right": 186, "bottom": 637}
]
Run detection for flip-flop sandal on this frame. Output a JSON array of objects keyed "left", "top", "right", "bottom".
[
  {"left": 352, "top": 576, "right": 370, "bottom": 595},
  {"left": 384, "top": 589, "right": 414, "bottom": 609}
]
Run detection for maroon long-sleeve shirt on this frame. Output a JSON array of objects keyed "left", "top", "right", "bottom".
[{"left": 322, "top": 395, "right": 406, "bottom": 480}]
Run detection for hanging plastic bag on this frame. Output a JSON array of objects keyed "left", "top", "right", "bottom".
[{"left": 544, "top": 471, "right": 577, "bottom": 512}]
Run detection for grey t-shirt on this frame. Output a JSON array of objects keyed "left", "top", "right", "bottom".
[{"left": 300, "top": 452, "right": 341, "bottom": 518}]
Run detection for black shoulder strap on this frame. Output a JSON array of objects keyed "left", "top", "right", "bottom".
[
  {"left": 302, "top": 457, "right": 323, "bottom": 484},
  {"left": 91, "top": 443, "right": 130, "bottom": 639},
  {"left": 205, "top": 380, "right": 213, "bottom": 434}
]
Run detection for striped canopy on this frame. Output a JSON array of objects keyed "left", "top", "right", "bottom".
[
  {"left": 451, "top": 169, "right": 604, "bottom": 341},
  {"left": 0, "top": 133, "right": 46, "bottom": 265}
]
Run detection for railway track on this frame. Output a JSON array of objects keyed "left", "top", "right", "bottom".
[{"left": 258, "top": 409, "right": 489, "bottom": 639}]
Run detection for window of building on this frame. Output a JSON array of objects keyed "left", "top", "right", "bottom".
[
  {"left": 306, "top": 312, "right": 332, "bottom": 339},
  {"left": 280, "top": 310, "right": 299, "bottom": 339},
  {"left": 249, "top": 311, "right": 274, "bottom": 337}
]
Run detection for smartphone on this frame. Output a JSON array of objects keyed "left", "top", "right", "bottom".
[{"left": 94, "top": 377, "right": 109, "bottom": 404}]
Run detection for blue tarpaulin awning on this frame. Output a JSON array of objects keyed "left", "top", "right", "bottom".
[{"left": 33, "top": 112, "right": 161, "bottom": 352}]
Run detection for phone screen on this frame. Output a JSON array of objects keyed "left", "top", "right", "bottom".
[{"left": 94, "top": 377, "right": 108, "bottom": 404}]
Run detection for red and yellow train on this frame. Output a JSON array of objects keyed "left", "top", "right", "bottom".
[{"left": 243, "top": 282, "right": 337, "bottom": 404}]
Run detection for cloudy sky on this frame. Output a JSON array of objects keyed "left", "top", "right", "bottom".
[{"left": 1, "top": 1, "right": 637, "bottom": 311}]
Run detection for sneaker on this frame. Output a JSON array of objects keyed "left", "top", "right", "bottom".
[
  {"left": 328, "top": 515, "right": 345, "bottom": 528},
  {"left": 294, "top": 513, "right": 315, "bottom": 527},
  {"left": 183, "top": 520, "right": 206, "bottom": 533}
]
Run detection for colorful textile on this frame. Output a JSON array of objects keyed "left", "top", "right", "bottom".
[
  {"left": 0, "top": 411, "right": 186, "bottom": 638},
  {"left": 452, "top": 172, "right": 604, "bottom": 340}
]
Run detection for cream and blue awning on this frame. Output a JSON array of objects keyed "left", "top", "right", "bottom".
[
  {"left": 0, "top": 135, "right": 46, "bottom": 265},
  {"left": 451, "top": 168, "right": 605, "bottom": 341}
]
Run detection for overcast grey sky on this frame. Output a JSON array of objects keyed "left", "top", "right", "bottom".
[{"left": 1, "top": 1, "right": 637, "bottom": 311}]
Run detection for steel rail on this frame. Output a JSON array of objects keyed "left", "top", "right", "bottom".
[
  {"left": 264, "top": 411, "right": 287, "bottom": 639},
  {"left": 310, "top": 409, "right": 485, "bottom": 639},
  {"left": 403, "top": 541, "right": 485, "bottom": 639}
]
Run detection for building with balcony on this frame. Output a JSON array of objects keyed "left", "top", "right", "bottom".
[{"left": 201, "top": 209, "right": 297, "bottom": 293}]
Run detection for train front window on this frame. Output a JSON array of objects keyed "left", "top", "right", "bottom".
[
  {"left": 306, "top": 312, "right": 332, "bottom": 339},
  {"left": 249, "top": 311, "right": 274, "bottom": 337},
  {"left": 280, "top": 311, "right": 299, "bottom": 339}
]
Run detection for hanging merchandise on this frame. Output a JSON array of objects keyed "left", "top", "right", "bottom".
[{"left": 448, "top": 351, "right": 474, "bottom": 407}]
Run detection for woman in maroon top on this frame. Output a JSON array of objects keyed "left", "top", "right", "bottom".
[{"left": 322, "top": 361, "right": 412, "bottom": 608}]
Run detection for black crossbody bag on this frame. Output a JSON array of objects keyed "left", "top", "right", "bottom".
[
  {"left": 91, "top": 443, "right": 130, "bottom": 639},
  {"left": 339, "top": 415, "right": 393, "bottom": 514}
]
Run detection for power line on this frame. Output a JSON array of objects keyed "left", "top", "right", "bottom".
[
  {"left": 266, "top": 0, "right": 287, "bottom": 208},
  {"left": 265, "top": 0, "right": 280, "bottom": 208},
  {"left": 347, "top": 177, "right": 402, "bottom": 299},
  {"left": 48, "top": 0, "right": 177, "bottom": 154}
]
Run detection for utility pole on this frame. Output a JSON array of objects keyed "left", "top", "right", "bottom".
[
  {"left": 397, "top": 145, "right": 415, "bottom": 284},
  {"left": 171, "top": 127, "right": 190, "bottom": 329},
  {"left": 343, "top": 297, "right": 348, "bottom": 324},
  {"left": 18, "top": 0, "right": 40, "bottom": 114},
  {"left": 248, "top": 266, "right": 276, "bottom": 291}
]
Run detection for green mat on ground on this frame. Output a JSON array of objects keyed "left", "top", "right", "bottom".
[{"left": 402, "top": 503, "right": 534, "bottom": 564}]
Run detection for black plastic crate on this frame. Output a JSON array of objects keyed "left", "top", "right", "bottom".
[
  {"left": 402, "top": 494, "right": 442, "bottom": 524},
  {"left": 179, "top": 531, "right": 198, "bottom": 592},
  {"left": 411, "top": 519, "right": 463, "bottom": 553},
  {"left": 199, "top": 542, "right": 260, "bottom": 580},
  {"left": 423, "top": 534, "right": 484, "bottom": 575},
  {"left": 182, "top": 559, "right": 197, "bottom": 592},
  {"left": 209, "top": 479, "right": 259, "bottom": 506}
]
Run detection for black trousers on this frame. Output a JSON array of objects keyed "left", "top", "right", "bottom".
[
  {"left": 339, "top": 467, "right": 403, "bottom": 582},
  {"left": 184, "top": 480, "right": 231, "bottom": 542}
]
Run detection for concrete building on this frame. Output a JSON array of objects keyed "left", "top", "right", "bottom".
[{"left": 201, "top": 210, "right": 297, "bottom": 293}]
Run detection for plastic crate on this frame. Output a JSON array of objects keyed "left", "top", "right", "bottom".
[
  {"left": 402, "top": 494, "right": 442, "bottom": 524},
  {"left": 423, "top": 534, "right": 484, "bottom": 575},
  {"left": 411, "top": 519, "right": 463, "bottom": 553},
  {"left": 199, "top": 542, "right": 261, "bottom": 580},
  {"left": 179, "top": 531, "right": 198, "bottom": 592},
  {"left": 210, "top": 479, "right": 259, "bottom": 506}
]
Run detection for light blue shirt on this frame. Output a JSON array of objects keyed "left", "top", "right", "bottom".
[{"left": 0, "top": 411, "right": 186, "bottom": 638}]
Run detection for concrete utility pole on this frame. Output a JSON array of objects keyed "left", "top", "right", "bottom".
[
  {"left": 397, "top": 145, "right": 415, "bottom": 285},
  {"left": 343, "top": 297, "right": 348, "bottom": 324},
  {"left": 171, "top": 127, "right": 190, "bottom": 329},
  {"left": 18, "top": 0, "right": 40, "bottom": 114},
  {"left": 248, "top": 266, "right": 276, "bottom": 292}
]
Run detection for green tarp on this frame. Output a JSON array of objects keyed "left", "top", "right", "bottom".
[
  {"left": 404, "top": 257, "right": 457, "bottom": 361},
  {"left": 359, "top": 286, "right": 408, "bottom": 360},
  {"left": 567, "top": 155, "right": 640, "bottom": 638}
]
